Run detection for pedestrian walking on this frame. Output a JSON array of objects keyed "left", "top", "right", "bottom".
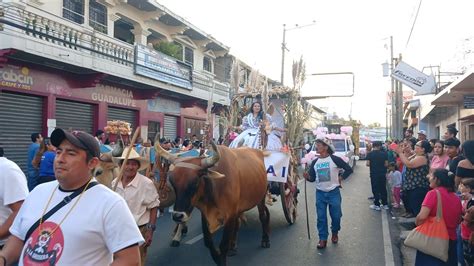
[
  {"left": 304, "top": 137, "right": 353, "bottom": 249},
  {"left": 0, "top": 128, "right": 144, "bottom": 265},
  {"left": 366, "top": 141, "right": 389, "bottom": 210},
  {"left": 112, "top": 147, "right": 160, "bottom": 266},
  {"left": 0, "top": 147, "right": 28, "bottom": 249},
  {"left": 415, "top": 169, "right": 462, "bottom": 266},
  {"left": 26, "top": 133, "right": 42, "bottom": 191}
]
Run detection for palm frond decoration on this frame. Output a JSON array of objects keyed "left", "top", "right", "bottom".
[{"left": 285, "top": 56, "right": 312, "bottom": 149}]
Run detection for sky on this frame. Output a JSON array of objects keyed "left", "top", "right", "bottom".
[{"left": 158, "top": 0, "right": 474, "bottom": 126}]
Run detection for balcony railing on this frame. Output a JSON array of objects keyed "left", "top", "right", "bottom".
[
  {"left": 0, "top": 2, "right": 230, "bottom": 100},
  {"left": 0, "top": 3, "right": 134, "bottom": 65},
  {"left": 192, "top": 70, "right": 230, "bottom": 96}
]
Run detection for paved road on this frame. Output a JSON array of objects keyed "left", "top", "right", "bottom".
[{"left": 146, "top": 164, "right": 403, "bottom": 266}]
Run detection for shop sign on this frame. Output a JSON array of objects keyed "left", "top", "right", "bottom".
[
  {"left": 134, "top": 45, "right": 192, "bottom": 90},
  {"left": 464, "top": 95, "right": 474, "bottom": 109},
  {"left": 391, "top": 61, "right": 436, "bottom": 95},
  {"left": 0, "top": 66, "right": 34, "bottom": 90},
  {"left": 147, "top": 98, "right": 181, "bottom": 114},
  {"left": 90, "top": 84, "right": 136, "bottom": 107}
]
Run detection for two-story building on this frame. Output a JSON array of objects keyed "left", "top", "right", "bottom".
[{"left": 0, "top": 0, "right": 231, "bottom": 171}]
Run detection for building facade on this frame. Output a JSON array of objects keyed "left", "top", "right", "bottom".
[{"left": 0, "top": 0, "right": 231, "bottom": 171}]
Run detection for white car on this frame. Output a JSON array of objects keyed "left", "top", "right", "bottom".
[{"left": 311, "top": 136, "right": 359, "bottom": 169}]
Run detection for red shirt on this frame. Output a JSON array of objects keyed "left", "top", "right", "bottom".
[{"left": 422, "top": 187, "right": 462, "bottom": 240}]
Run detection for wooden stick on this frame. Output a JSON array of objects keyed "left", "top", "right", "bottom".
[{"left": 112, "top": 127, "right": 140, "bottom": 191}]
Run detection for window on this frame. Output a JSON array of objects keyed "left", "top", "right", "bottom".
[
  {"left": 63, "top": 0, "right": 84, "bottom": 24},
  {"left": 203, "top": 56, "right": 212, "bottom": 72},
  {"left": 89, "top": 0, "right": 107, "bottom": 34},
  {"left": 332, "top": 139, "right": 346, "bottom": 152},
  {"left": 184, "top": 47, "right": 194, "bottom": 66}
]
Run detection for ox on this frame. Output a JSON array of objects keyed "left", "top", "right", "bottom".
[
  {"left": 93, "top": 140, "right": 123, "bottom": 187},
  {"left": 155, "top": 141, "right": 270, "bottom": 266}
]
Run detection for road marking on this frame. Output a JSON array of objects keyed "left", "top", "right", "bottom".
[
  {"left": 381, "top": 209, "right": 395, "bottom": 266},
  {"left": 185, "top": 234, "right": 203, "bottom": 245}
]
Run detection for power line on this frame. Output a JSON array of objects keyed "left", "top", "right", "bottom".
[{"left": 406, "top": 0, "right": 423, "bottom": 48}]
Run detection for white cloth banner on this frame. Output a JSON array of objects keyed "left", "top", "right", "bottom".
[
  {"left": 264, "top": 151, "right": 290, "bottom": 183},
  {"left": 391, "top": 61, "right": 436, "bottom": 95}
]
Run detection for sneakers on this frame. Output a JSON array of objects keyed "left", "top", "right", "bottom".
[
  {"left": 369, "top": 204, "right": 381, "bottom": 211},
  {"left": 382, "top": 205, "right": 390, "bottom": 210}
]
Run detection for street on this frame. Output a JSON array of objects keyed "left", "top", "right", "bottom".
[{"left": 146, "top": 165, "right": 403, "bottom": 266}]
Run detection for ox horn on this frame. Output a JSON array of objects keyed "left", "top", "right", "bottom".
[
  {"left": 154, "top": 141, "right": 177, "bottom": 163},
  {"left": 201, "top": 141, "right": 220, "bottom": 168},
  {"left": 111, "top": 139, "right": 124, "bottom": 157}
]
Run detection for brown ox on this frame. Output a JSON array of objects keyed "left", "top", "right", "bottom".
[{"left": 155, "top": 141, "right": 270, "bottom": 266}]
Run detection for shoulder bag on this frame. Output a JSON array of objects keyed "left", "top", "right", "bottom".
[{"left": 404, "top": 189, "right": 449, "bottom": 262}]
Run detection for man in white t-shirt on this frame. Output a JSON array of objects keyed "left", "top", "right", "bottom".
[
  {"left": 0, "top": 147, "right": 28, "bottom": 249},
  {"left": 304, "top": 138, "right": 353, "bottom": 250},
  {"left": 0, "top": 128, "right": 144, "bottom": 265}
]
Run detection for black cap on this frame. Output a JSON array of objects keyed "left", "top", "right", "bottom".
[
  {"left": 51, "top": 128, "right": 100, "bottom": 158},
  {"left": 372, "top": 141, "right": 383, "bottom": 147},
  {"left": 444, "top": 137, "right": 461, "bottom": 148}
]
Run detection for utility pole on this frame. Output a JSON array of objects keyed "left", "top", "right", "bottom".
[
  {"left": 396, "top": 53, "right": 404, "bottom": 140},
  {"left": 280, "top": 21, "right": 317, "bottom": 86},
  {"left": 390, "top": 36, "right": 395, "bottom": 139},
  {"left": 281, "top": 24, "right": 287, "bottom": 85}
]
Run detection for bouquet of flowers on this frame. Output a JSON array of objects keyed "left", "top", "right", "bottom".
[{"left": 104, "top": 120, "right": 131, "bottom": 135}]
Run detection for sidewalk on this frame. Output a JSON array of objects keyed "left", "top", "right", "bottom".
[{"left": 393, "top": 206, "right": 416, "bottom": 266}]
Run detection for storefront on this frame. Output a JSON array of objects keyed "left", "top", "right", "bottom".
[
  {"left": 0, "top": 91, "right": 44, "bottom": 171},
  {"left": 0, "top": 62, "right": 190, "bottom": 171}
]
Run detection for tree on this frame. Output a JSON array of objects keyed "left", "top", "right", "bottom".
[{"left": 153, "top": 41, "right": 183, "bottom": 60}]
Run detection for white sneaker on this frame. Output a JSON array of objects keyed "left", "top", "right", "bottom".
[
  {"left": 382, "top": 205, "right": 390, "bottom": 210},
  {"left": 369, "top": 204, "right": 381, "bottom": 211}
]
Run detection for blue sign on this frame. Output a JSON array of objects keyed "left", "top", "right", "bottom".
[{"left": 134, "top": 45, "right": 192, "bottom": 90}]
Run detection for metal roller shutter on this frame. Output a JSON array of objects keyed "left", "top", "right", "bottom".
[
  {"left": 107, "top": 107, "right": 137, "bottom": 129},
  {"left": 56, "top": 99, "right": 94, "bottom": 134},
  {"left": 163, "top": 115, "right": 178, "bottom": 141},
  {"left": 0, "top": 92, "right": 43, "bottom": 172}
]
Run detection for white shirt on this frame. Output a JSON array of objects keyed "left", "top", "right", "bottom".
[
  {"left": 112, "top": 173, "right": 160, "bottom": 226},
  {"left": 10, "top": 180, "right": 144, "bottom": 266},
  {"left": 313, "top": 156, "right": 341, "bottom": 192},
  {"left": 0, "top": 157, "right": 28, "bottom": 245}
]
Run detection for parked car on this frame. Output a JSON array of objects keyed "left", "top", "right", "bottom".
[
  {"left": 359, "top": 140, "right": 367, "bottom": 160},
  {"left": 310, "top": 135, "right": 359, "bottom": 169}
]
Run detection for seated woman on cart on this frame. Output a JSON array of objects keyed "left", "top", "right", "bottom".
[{"left": 229, "top": 101, "right": 286, "bottom": 151}]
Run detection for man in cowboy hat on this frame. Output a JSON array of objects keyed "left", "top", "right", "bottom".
[
  {"left": 112, "top": 147, "right": 160, "bottom": 266},
  {"left": 304, "top": 137, "right": 353, "bottom": 249}
]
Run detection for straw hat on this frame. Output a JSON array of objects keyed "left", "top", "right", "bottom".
[
  {"left": 112, "top": 147, "right": 150, "bottom": 171},
  {"left": 315, "top": 137, "right": 335, "bottom": 154}
]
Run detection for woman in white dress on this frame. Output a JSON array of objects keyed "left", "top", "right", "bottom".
[{"left": 229, "top": 101, "right": 286, "bottom": 151}]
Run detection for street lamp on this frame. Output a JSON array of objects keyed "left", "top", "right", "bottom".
[{"left": 280, "top": 21, "right": 317, "bottom": 86}]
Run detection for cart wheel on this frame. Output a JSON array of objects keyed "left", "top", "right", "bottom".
[{"left": 280, "top": 180, "right": 297, "bottom": 225}]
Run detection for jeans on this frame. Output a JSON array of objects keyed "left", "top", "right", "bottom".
[
  {"left": 415, "top": 239, "right": 457, "bottom": 266},
  {"left": 316, "top": 188, "right": 342, "bottom": 241}
]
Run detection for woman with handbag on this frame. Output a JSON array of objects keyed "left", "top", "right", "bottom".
[{"left": 414, "top": 169, "right": 462, "bottom": 265}]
